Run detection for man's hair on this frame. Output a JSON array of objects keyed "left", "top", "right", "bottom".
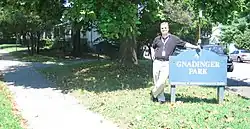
[{"left": 160, "top": 21, "right": 169, "bottom": 26}]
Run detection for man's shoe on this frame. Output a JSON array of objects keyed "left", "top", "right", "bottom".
[
  {"left": 159, "top": 101, "right": 166, "bottom": 104},
  {"left": 150, "top": 91, "right": 158, "bottom": 102}
]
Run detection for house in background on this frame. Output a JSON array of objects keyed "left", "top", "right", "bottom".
[
  {"left": 228, "top": 43, "right": 238, "bottom": 54},
  {"left": 209, "top": 24, "right": 238, "bottom": 53},
  {"left": 43, "top": 20, "right": 102, "bottom": 51},
  {"left": 209, "top": 24, "right": 222, "bottom": 45}
]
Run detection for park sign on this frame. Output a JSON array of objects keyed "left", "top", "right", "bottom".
[
  {"left": 169, "top": 49, "right": 227, "bottom": 85},
  {"left": 168, "top": 49, "right": 227, "bottom": 104}
]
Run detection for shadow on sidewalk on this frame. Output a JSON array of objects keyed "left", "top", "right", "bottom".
[
  {"left": 227, "top": 78, "right": 250, "bottom": 87},
  {"left": 1, "top": 58, "right": 99, "bottom": 90},
  {"left": 226, "top": 78, "right": 250, "bottom": 100},
  {"left": 1, "top": 62, "right": 56, "bottom": 89}
]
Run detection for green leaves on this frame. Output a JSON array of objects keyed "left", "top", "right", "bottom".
[
  {"left": 190, "top": 0, "right": 245, "bottom": 24},
  {"left": 0, "top": 0, "right": 65, "bottom": 33},
  {"left": 95, "top": 1, "right": 139, "bottom": 39},
  {"left": 221, "top": 0, "right": 250, "bottom": 50}
]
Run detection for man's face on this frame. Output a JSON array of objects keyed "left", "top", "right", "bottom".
[{"left": 160, "top": 23, "right": 169, "bottom": 35}]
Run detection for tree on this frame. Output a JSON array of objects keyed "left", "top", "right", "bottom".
[
  {"left": 94, "top": 0, "right": 140, "bottom": 65},
  {"left": 185, "top": 0, "right": 245, "bottom": 24},
  {"left": 0, "top": 0, "right": 64, "bottom": 55},
  {"left": 62, "top": 0, "right": 96, "bottom": 56},
  {"left": 221, "top": 0, "right": 250, "bottom": 50},
  {"left": 182, "top": 0, "right": 246, "bottom": 44}
]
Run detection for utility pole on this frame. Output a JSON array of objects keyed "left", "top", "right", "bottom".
[{"left": 198, "top": 10, "right": 202, "bottom": 45}]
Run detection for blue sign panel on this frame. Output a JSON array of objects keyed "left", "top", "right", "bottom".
[{"left": 169, "top": 49, "right": 227, "bottom": 86}]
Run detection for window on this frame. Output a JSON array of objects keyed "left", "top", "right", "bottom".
[
  {"left": 231, "top": 51, "right": 237, "bottom": 54},
  {"left": 241, "top": 50, "right": 250, "bottom": 53}
]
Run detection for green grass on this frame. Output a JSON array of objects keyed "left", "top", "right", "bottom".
[
  {"left": 0, "top": 44, "right": 65, "bottom": 62},
  {"left": 0, "top": 44, "right": 27, "bottom": 53},
  {"left": 39, "top": 60, "right": 250, "bottom": 129},
  {"left": 0, "top": 44, "right": 107, "bottom": 62},
  {"left": 0, "top": 81, "right": 24, "bottom": 129}
]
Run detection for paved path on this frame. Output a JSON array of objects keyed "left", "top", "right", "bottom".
[
  {"left": 226, "top": 62, "right": 250, "bottom": 98},
  {"left": 0, "top": 50, "right": 119, "bottom": 129}
]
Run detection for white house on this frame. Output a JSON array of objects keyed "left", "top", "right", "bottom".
[
  {"left": 209, "top": 24, "right": 222, "bottom": 44},
  {"left": 209, "top": 24, "right": 238, "bottom": 53}
]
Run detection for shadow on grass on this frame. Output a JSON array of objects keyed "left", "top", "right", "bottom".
[
  {"left": 39, "top": 59, "right": 250, "bottom": 101},
  {"left": 9, "top": 50, "right": 64, "bottom": 62},
  {"left": 1, "top": 53, "right": 250, "bottom": 104},
  {"left": 0, "top": 44, "right": 25, "bottom": 49},
  {"left": 53, "top": 60, "right": 154, "bottom": 93},
  {"left": 7, "top": 49, "right": 107, "bottom": 62},
  {"left": 163, "top": 93, "right": 217, "bottom": 104}
]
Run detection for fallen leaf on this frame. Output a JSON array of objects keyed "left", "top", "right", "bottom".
[
  {"left": 99, "top": 102, "right": 105, "bottom": 106},
  {"left": 205, "top": 110, "right": 211, "bottom": 113},
  {"left": 224, "top": 115, "right": 234, "bottom": 122},
  {"left": 176, "top": 101, "right": 183, "bottom": 105}
]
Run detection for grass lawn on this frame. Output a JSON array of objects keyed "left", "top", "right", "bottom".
[
  {"left": 39, "top": 60, "right": 250, "bottom": 129},
  {"left": 0, "top": 44, "right": 27, "bottom": 52},
  {"left": 0, "top": 44, "right": 106, "bottom": 62},
  {"left": 0, "top": 81, "right": 24, "bottom": 129}
]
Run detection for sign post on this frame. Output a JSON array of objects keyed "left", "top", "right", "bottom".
[{"left": 169, "top": 49, "right": 227, "bottom": 104}]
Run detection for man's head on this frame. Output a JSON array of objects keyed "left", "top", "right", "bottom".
[{"left": 160, "top": 22, "right": 169, "bottom": 35}]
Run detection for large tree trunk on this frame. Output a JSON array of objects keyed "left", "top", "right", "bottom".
[
  {"left": 36, "top": 31, "right": 41, "bottom": 54},
  {"left": 71, "top": 23, "right": 81, "bottom": 57},
  {"left": 25, "top": 32, "right": 31, "bottom": 54},
  {"left": 31, "top": 32, "right": 35, "bottom": 55},
  {"left": 119, "top": 35, "right": 138, "bottom": 65}
]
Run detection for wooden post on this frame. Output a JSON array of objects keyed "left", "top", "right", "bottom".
[
  {"left": 170, "top": 85, "right": 176, "bottom": 103},
  {"left": 217, "top": 86, "right": 225, "bottom": 104}
]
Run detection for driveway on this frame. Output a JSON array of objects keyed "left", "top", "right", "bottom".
[
  {"left": 227, "top": 62, "right": 250, "bottom": 98},
  {"left": 227, "top": 62, "right": 250, "bottom": 85}
]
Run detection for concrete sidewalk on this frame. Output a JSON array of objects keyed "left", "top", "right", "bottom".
[
  {"left": 0, "top": 50, "right": 119, "bottom": 129},
  {"left": 227, "top": 86, "right": 250, "bottom": 99},
  {"left": 226, "top": 63, "right": 250, "bottom": 99}
]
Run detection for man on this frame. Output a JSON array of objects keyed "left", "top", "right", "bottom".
[{"left": 150, "top": 21, "right": 200, "bottom": 104}]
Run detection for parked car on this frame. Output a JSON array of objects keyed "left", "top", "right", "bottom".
[
  {"left": 201, "top": 44, "right": 234, "bottom": 72},
  {"left": 229, "top": 49, "right": 250, "bottom": 62}
]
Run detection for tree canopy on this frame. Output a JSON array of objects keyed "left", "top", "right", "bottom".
[
  {"left": 221, "top": 0, "right": 250, "bottom": 50},
  {"left": 0, "top": 0, "right": 248, "bottom": 64}
]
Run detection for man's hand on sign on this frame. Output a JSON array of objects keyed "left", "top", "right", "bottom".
[{"left": 184, "top": 42, "right": 201, "bottom": 50}]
